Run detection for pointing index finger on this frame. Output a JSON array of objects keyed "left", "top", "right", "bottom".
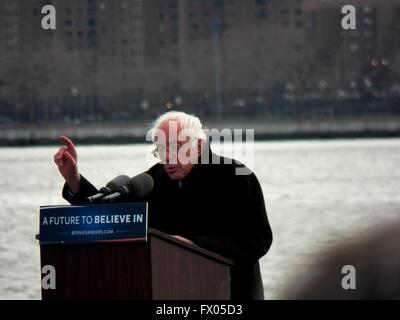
[{"left": 58, "top": 136, "right": 77, "bottom": 159}]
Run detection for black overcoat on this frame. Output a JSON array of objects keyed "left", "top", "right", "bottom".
[{"left": 63, "top": 148, "right": 273, "bottom": 300}]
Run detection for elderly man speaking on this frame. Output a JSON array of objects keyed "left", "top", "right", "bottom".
[{"left": 54, "top": 111, "right": 273, "bottom": 300}]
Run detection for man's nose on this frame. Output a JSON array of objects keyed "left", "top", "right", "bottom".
[{"left": 165, "top": 148, "right": 178, "bottom": 164}]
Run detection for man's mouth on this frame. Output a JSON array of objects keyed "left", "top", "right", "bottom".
[{"left": 165, "top": 165, "right": 178, "bottom": 173}]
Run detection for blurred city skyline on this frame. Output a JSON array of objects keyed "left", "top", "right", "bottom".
[{"left": 0, "top": 0, "right": 399, "bottom": 125}]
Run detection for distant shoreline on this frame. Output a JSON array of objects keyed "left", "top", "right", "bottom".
[{"left": 1, "top": 115, "right": 400, "bottom": 146}]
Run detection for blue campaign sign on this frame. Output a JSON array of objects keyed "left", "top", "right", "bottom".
[{"left": 39, "top": 203, "right": 148, "bottom": 244}]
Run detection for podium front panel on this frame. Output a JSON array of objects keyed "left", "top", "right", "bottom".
[
  {"left": 41, "top": 242, "right": 152, "bottom": 300},
  {"left": 150, "top": 235, "right": 231, "bottom": 300}
]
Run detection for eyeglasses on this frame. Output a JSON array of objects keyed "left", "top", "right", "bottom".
[{"left": 151, "top": 143, "right": 186, "bottom": 159}]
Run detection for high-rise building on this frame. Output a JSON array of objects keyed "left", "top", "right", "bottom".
[
  {"left": 1, "top": 0, "right": 399, "bottom": 123},
  {"left": 0, "top": 1, "right": 19, "bottom": 62},
  {"left": 0, "top": 0, "right": 20, "bottom": 117},
  {"left": 303, "top": 0, "right": 400, "bottom": 92}
]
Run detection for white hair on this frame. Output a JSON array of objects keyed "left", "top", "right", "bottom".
[{"left": 151, "top": 111, "right": 206, "bottom": 142}]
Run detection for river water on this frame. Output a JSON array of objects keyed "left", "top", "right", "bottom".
[{"left": 0, "top": 139, "right": 399, "bottom": 299}]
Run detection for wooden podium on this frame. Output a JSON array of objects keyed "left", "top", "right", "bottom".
[{"left": 40, "top": 228, "right": 233, "bottom": 300}]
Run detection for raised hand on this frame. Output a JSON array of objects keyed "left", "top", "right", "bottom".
[{"left": 54, "top": 136, "right": 81, "bottom": 193}]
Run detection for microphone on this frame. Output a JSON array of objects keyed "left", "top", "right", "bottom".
[
  {"left": 86, "top": 175, "right": 130, "bottom": 203},
  {"left": 101, "top": 173, "right": 154, "bottom": 202}
]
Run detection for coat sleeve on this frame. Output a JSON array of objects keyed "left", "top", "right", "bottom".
[
  {"left": 62, "top": 175, "right": 99, "bottom": 205},
  {"left": 61, "top": 164, "right": 161, "bottom": 205},
  {"left": 189, "top": 172, "right": 273, "bottom": 263}
]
